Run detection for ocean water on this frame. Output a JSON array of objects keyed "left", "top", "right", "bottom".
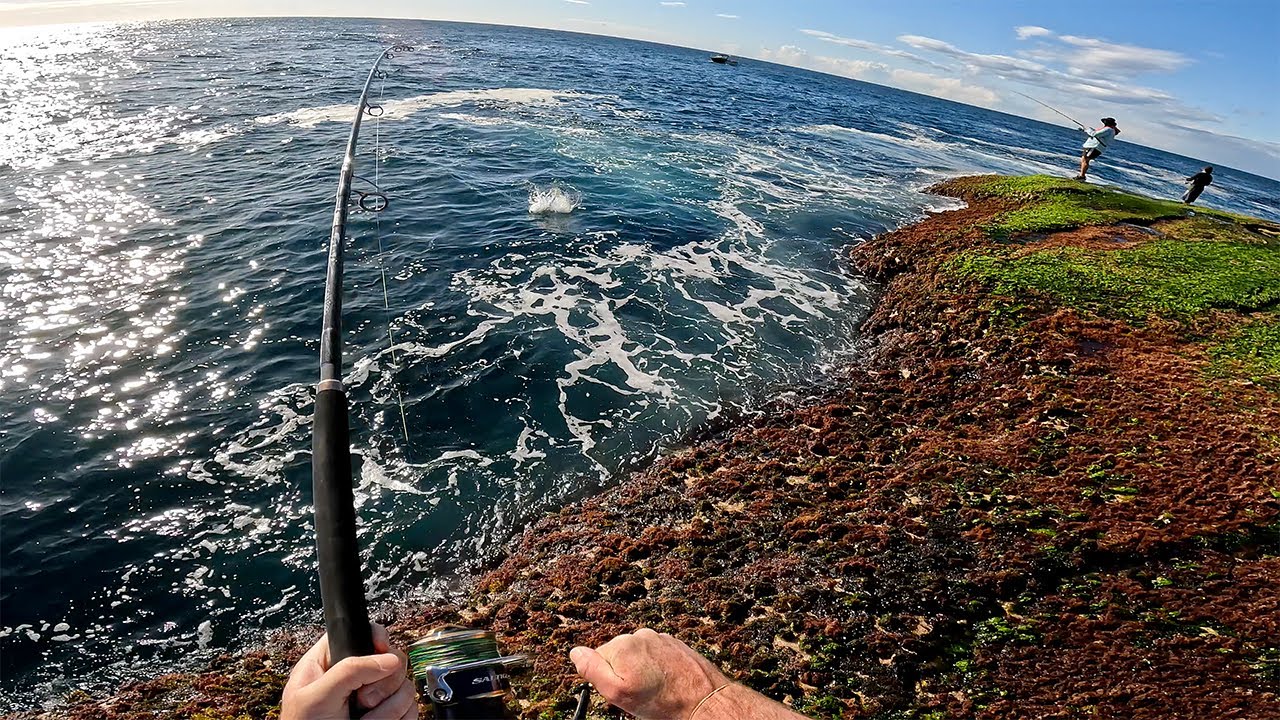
[{"left": 1, "top": 17, "right": 1277, "bottom": 708}]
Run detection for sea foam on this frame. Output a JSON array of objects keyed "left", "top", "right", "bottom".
[
  {"left": 255, "top": 88, "right": 586, "bottom": 128},
  {"left": 527, "top": 183, "right": 582, "bottom": 214}
]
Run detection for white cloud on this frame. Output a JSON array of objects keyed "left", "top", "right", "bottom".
[
  {"left": 659, "top": 1, "right": 685, "bottom": 5},
  {"left": 759, "top": 45, "right": 999, "bottom": 107},
  {"left": 754, "top": 27, "right": 1280, "bottom": 175},
  {"left": 799, "top": 28, "right": 949, "bottom": 70},
  {"left": 1052, "top": 35, "right": 1191, "bottom": 76},
  {"left": 898, "top": 34, "right": 1049, "bottom": 78},
  {"left": 1160, "top": 123, "right": 1280, "bottom": 177},
  {"left": 897, "top": 32, "right": 1211, "bottom": 118},
  {"left": 1015, "top": 25, "right": 1053, "bottom": 40},
  {"left": 894, "top": 30, "right": 1277, "bottom": 173},
  {"left": 563, "top": 0, "right": 590, "bottom": 4},
  {"left": 716, "top": 13, "right": 738, "bottom": 19}
]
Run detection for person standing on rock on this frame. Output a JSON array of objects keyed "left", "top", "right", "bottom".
[
  {"left": 1182, "top": 166, "right": 1213, "bottom": 204},
  {"left": 1075, "top": 117, "right": 1120, "bottom": 181}
]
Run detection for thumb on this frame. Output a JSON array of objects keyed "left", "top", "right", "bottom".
[
  {"left": 570, "top": 646, "right": 625, "bottom": 699},
  {"left": 313, "top": 653, "right": 403, "bottom": 697}
]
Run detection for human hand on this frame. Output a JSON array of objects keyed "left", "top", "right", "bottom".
[
  {"left": 570, "top": 628, "right": 730, "bottom": 720},
  {"left": 281, "top": 623, "right": 418, "bottom": 720}
]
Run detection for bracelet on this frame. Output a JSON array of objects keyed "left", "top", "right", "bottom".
[{"left": 688, "top": 683, "right": 732, "bottom": 720}]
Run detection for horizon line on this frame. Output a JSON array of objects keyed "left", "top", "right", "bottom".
[{"left": 3, "top": 12, "right": 1277, "bottom": 181}]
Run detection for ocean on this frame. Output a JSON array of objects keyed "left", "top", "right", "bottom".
[{"left": 1, "top": 16, "right": 1277, "bottom": 709}]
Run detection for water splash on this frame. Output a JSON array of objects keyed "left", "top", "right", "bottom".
[{"left": 527, "top": 183, "right": 582, "bottom": 215}]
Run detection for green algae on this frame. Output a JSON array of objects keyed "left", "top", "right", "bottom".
[
  {"left": 944, "top": 177, "right": 1280, "bottom": 391},
  {"left": 1208, "top": 318, "right": 1280, "bottom": 387},
  {"left": 949, "top": 175, "right": 1194, "bottom": 235},
  {"left": 796, "top": 694, "right": 848, "bottom": 719},
  {"left": 942, "top": 174, "right": 1273, "bottom": 238},
  {"left": 949, "top": 238, "right": 1280, "bottom": 322}
]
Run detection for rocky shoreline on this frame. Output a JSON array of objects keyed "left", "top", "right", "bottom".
[{"left": 22, "top": 175, "right": 1280, "bottom": 719}]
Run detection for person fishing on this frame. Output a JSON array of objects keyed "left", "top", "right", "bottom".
[
  {"left": 1076, "top": 117, "right": 1119, "bottom": 181},
  {"left": 281, "top": 625, "right": 814, "bottom": 719},
  {"left": 1012, "top": 93, "right": 1120, "bottom": 181},
  {"left": 1182, "top": 166, "right": 1213, "bottom": 204}
]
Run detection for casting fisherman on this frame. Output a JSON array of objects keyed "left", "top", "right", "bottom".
[
  {"left": 1182, "top": 166, "right": 1213, "bottom": 204},
  {"left": 1076, "top": 117, "right": 1120, "bottom": 181},
  {"left": 280, "top": 625, "right": 814, "bottom": 720}
]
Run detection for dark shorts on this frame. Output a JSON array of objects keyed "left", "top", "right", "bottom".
[{"left": 1082, "top": 148, "right": 1102, "bottom": 160}]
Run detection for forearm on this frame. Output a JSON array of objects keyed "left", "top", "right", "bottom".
[{"left": 696, "top": 683, "right": 812, "bottom": 720}]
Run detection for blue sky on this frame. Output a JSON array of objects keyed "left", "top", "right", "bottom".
[{"left": 5, "top": 0, "right": 1279, "bottom": 176}]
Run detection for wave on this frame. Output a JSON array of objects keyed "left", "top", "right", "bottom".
[
  {"left": 255, "top": 88, "right": 590, "bottom": 128},
  {"left": 799, "top": 123, "right": 956, "bottom": 152}
]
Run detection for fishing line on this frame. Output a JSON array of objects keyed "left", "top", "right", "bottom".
[
  {"left": 1013, "top": 90, "right": 1087, "bottom": 131},
  {"left": 371, "top": 71, "right": 411, "bottom": 445}
]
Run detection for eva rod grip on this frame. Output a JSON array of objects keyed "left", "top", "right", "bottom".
[{"left": 312, "top": 388, "right": 376, "bottom": 682}]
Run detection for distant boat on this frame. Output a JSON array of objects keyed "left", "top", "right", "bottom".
[{"left": 710, "top": 54, "right": 738, "bottom": 66}]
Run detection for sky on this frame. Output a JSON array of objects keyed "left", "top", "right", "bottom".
[{"left": 4, "top": 0, "right": 1279, "bottom": 178}]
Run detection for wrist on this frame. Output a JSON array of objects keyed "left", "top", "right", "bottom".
[
  {"left": 688, "top": 682, "right": 746, "bottom": 720},
  {"left": 686, "top": 681, "right": 733, "bottom": 720}
]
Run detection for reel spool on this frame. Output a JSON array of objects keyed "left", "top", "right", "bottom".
[{"left": 409, "top": 627, "right": 529, "bottom": 720}]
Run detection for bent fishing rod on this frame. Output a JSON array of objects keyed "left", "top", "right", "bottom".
[
  {"left": 311, "top": 45, "right": 409, "bottom": 719},
  {"left": 1013, "top": 90, "right": 1088, "bottom": 132},
  {"left": 311, "top": 46, "right": 589, "bottom": 720}
]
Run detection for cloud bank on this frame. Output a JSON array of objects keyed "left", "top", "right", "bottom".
[{"left": 760, "top": 25, "right": 1279, "bottom": 178}]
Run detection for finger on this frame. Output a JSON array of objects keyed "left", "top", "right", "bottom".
[
  {"left": 313, "top": 653, "right": 403, "bottom": 697},
  {"left": 398, "top": 700, "right": 421, "bottom": 720},
  {"left": 287, "top": 632, "right": 331, "bottom": 686},
  {"left": 371, "top": 622, "right": 392, "bottom": 654},
  {"left": 356, "top": 649, "right": 408, "bottom": 709},
  {"left": 634, "top": 627, "right": 658, "bottom": 638},
  {"left": 364, "top": 678, "right": 418, "bottom": 720},
  {"left": 570, "top": 646, "right": 625, "bottom": 699}
]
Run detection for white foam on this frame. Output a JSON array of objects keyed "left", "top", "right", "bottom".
[
  {"left": 528, "top": 183, "right": 582, "bottom": 215},
  {"left": 512, "top": 424, "right": 548, "bottom": 466},
  {"left": 800, "top": 123, "right": 955, "bottom": 152},
  {"left": 256, "top": 88, "right": 587, "bottom": 128}
]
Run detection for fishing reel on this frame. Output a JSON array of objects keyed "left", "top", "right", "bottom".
[{"left": 409, "top": 626, "right": 590, "bottom": 720}]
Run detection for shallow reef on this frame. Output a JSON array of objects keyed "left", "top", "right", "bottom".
[{"left": 20, "top": 175, "right": 1279, "bottom": 719}]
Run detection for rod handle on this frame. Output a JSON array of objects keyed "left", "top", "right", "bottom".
[{"left": 312, "top": 387, "right": 375, "bottom": 716}]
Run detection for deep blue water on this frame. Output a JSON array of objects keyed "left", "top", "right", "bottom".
[{"left": 1, "top": 17, "right": 1277, "bottom": 708}]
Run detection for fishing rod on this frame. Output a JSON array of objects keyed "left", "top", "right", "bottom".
[
  {"left": 1013, "top": 90, "right": 1088, "bottom": 132},
  {"left": 312, "top": 43, "right": 412, "bottom": 713},
  {"left": 312, "top": 46, "right": 590, "bottom": 720}
]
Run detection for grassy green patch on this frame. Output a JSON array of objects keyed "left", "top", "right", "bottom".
[
  {"left": 1208, "top": 318, "right": 1280, "bottom": 387},
  {"left": 974, "top": 616, "right": 1040, "bottom": 646},
  {"left": 949, "top": 239, "right": 1280, "bottom": 322},
  {"left": 796, "top": 694, "right": 849, "bottom": 719},
  {"left": 955, "top": 176, "right": 1187, "bottom": 235},
  {"left": 946, "top": 175, "right": 1256, "bottom": 236},
  {"left": 1159, "top": 215, "right": 1276, "bottom": 245}
]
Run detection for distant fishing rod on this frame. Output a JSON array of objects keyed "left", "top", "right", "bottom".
[
  {"left": 311, "top": 47, "right": 588, "bottom": 720},
  {"left": 1013, "top": 90, "right": 1088, "bottom": 131}
]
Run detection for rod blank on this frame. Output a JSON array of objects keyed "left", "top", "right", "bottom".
[{"left": 310, "top": 46, "right": 411, "bottom": 712}]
